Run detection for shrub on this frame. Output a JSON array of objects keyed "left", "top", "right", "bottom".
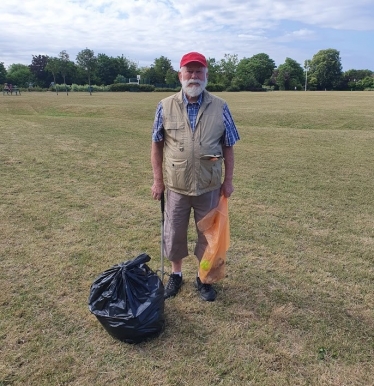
[
  {"left": 154, "top": 87, "right": 180, "bottom": 92},
  {"left": 68, "top": 84, "right": 110, "bottom": 92},
  {"left": 30, "top": 86, "right": 45, "bottom": 92},
  {"left": 114, "top": 75, "right": 127, "bottom": 84},
  {"left": 109, "top": 83, "right": 155, "bottom": 92},
  {"left": 206, "top": 83, "right": 225, "bottom": 92},
  {"left": 48, "top": 84, "right": 72, "bottom": 92},
  {"left": 140, "top": 84, "right": 156, "bottom": 92},
  {"left": 226, "top": 85, "right": 240, "bottom": 92}
]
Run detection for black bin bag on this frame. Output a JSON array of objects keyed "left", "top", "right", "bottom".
[{"left": 88, "top": 253, "right": 165, "bottom": 344}]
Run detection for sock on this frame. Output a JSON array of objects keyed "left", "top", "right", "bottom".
[{"left": 173, "top": 272, "right": 182, "bottom": 277}]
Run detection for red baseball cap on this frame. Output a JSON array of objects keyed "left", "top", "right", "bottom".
[{"left": 180, "top": 52, "right": 207, "bottom": 68}]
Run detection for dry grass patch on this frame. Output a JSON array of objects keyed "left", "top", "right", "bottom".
[{"left": 1, "top": 91, "right": 373, "bottom": 385}]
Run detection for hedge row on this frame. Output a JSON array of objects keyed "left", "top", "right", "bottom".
[
  {"left": 206, "top": 83, "right": 225, "bottom": 92},
  {"left": 110, "top": 83, "right": 155, "bottom": 92},
  {"left": 16, "top": 82, "right": 275, "bottom": 93},
  {"left": 110, "top": 83, "right": 227, "bottom": 92}
]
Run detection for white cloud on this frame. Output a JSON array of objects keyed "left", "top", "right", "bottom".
[
  {"left": 238, "top": 35, "right": 268, "bottom": 41},
  {"left": 0, "top": 0, "right": 373, "bottom": 70},
  {"left": 276, "top": 29, "right": 316, "bottom": 42}
]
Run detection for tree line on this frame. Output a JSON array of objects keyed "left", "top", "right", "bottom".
[{"left": 1, "top": 47, "right": 373, "bottom": 92}]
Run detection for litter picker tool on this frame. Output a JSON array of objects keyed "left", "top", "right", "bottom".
[{"left": 160, "top": 192, "right": 165, "bottom": 282}]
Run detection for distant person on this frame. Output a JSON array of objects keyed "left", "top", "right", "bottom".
[{"left": 151, "top": 52, "right": 240, "bottom": 302}]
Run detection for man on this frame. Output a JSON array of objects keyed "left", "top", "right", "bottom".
[{"left": 151, "top": 52, "right": 239, "bottom": 301}]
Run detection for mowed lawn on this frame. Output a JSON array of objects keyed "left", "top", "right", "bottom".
[{"left": 1, "top": 91, "right": 373, "bottom": 386}]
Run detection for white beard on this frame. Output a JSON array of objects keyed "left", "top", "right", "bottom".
[{"left": 181, "top": 78, "right": 207, "bottom": 98}]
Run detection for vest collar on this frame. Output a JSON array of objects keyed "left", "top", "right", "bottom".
[
  {"left": 182, "top": 91, "right": 203, "bottom": 106},
  {"left": 177, "top": 89, "right": 212, "bottom": 107}
]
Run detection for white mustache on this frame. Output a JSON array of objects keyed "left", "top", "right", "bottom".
[{"left": 185, "top": 79, "right": 205, "bottom": 86}]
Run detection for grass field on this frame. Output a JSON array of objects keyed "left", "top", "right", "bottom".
[{"left": 1, "top": 91, "right": 373, "bottom": 386}]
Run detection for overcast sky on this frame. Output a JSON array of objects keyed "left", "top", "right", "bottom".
[{"left": 1, "top": 0, "right": 373, "bottom": 71}]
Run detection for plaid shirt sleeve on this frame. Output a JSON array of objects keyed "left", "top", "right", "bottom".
[
  {"left": 152, "top": 102, "right": 164, "bottom": 142},
  {"left": 223, "top": 103, "right": 240, "bottom": 147}
]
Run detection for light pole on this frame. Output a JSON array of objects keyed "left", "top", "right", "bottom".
[{"left": 304, "top": 60, "right": 310, "bottom": 91}]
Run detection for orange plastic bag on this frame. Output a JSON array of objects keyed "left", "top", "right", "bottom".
[{"left": 197, "top": 195, "right": 230, "bottom": 284}]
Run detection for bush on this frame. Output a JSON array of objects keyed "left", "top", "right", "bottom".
[
  {"left": 226, "top": 85, "right": 240, "bottom": 92},
  {"left": 114, "top": 75, "right": 127, "bottom": 84},
  {"left": 29, "top": 86, "right": 45, "bottom": 92},
  {"left": 48, "top": 84, "right": 72, "bottom": 92},
  {"left": 247, "top": 86, "right": 267, "bottom": 92},
  {"left": 139, "top": 84, "right": 156, "bottom": 92},
  {"left": 109, "top": 83, "right": 155, "bottom": 92},
  {"left": 154, "top": 83, "right": 179, "bottom": 89},
  {"left": 154, "top": 87, "right": 180, "bottom": 92},
  {"left": 68, "top": 84, "right": 110, "bottom": 92},
  {"left": 206, "top": 83, "right": 225, "bottom": 92}
]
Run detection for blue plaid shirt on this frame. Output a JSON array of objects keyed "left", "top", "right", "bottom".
[{"left": 152, "top": 92, "right": 240, "bottom": 146}]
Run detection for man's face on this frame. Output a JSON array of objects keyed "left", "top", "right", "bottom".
[{"left": 179, "top": 63, "right": 208, "bottom": 98}]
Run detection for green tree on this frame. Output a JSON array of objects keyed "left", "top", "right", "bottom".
[
  {"left": 115, "top": 55, "right": 138, "bottom": 81},
  {"left": 309, "top": 49, "right": 343, "bottom": 90},
  {"left": 344, "top": 69, "right": 373, "bottom": 81},
  {"left": 149, "top": 56, "right": 174, "bottom": 84},
  {"left": 45, "top": 57, "right": 60, "bottom": 94},
  {"left": 357, "top": 76, "right": 374, "bottom": 90},
  {"left": 76, "top": 48, "right": 97, "bottom": 95},
  {"left": 29, "top": 54, "right": 52, "bottom": 87},
  {"left": 207, "top": 58, "right": 220, "bottom": 85},
  {"left": 236, "top": 53, "right": 275, "bottom": 87},
  {"left": 96, "top": 53, "right": 119, "bottom": 85},
  {"left": 276, "top": 58, "right": 304, "bottom": 90},
  {"left": 115, "top": 55, "right": 140, "bottom": 78},
  {"left": 232, "top": 72, "right": 261, "bottom": 91},
  {"left": 59, "top": 50, "right": 71, "bottom": 94},
  {"left": 63, "top": 61, "right": 78, "bottom": 84},
  {"left": 139, "top": 66, "right": 151, "bottom": 84},
  {"left": 341, "top": 69, "right": 373, "bottom": 90},
  {"left": 218, "top": 54, "right": 238, "bottom": 89},
  {"left": 7, "top": 64, "right": 34, "bottom": 87},
  {"left": 165, "top": 68, "right": 178, "bottom": 86},
  {"left": 266, "top": 68, "right": 278, "bottom": 90},
  {"left": 96, "top": 54, "right": 138, "bottom": 85},
  {"left": 0, "top": 62, "right": 7, "bottom": 84},
  {"left": 114, "top": 74, "right": 127, "bottom": 83}
]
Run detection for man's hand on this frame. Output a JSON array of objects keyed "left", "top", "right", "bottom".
[
  {"left": 152, "top": 180, "right": 165, "bottom": 200},
  {"left": 221, "top": 145, "right": 235, "bottom": 198},
  {"left": 220, "top": 180, "right": 234, "bottom": 198}
]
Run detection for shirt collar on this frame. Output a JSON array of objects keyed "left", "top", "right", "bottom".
[{"left": 182, "top": 91, "right": 204, "bottom": 106}]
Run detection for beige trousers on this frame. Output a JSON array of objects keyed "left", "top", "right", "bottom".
[{"left": 164, "top": 188, "right": 221, "bottom": 262}]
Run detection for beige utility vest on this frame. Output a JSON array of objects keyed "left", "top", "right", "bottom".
[{"left": 162, "top": 90, "right": 225, "bottom": 196}]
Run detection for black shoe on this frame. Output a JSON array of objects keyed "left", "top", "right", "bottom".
[
  {"left": 195, "top": 277, "right": 217, "bottom": 302},
  {"left": 164, "top": 273, "right": 183, "bottom": 299}
]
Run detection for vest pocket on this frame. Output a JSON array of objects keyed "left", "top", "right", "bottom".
[
  {"left": 165, "top": 122, "right": 185, "bottom": 143},
  {"left": 199, "top": 158, "right": 222, "bottom": 189},
  {"left": 166, "top": 158, "right": 188, "bottom": 191}
]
